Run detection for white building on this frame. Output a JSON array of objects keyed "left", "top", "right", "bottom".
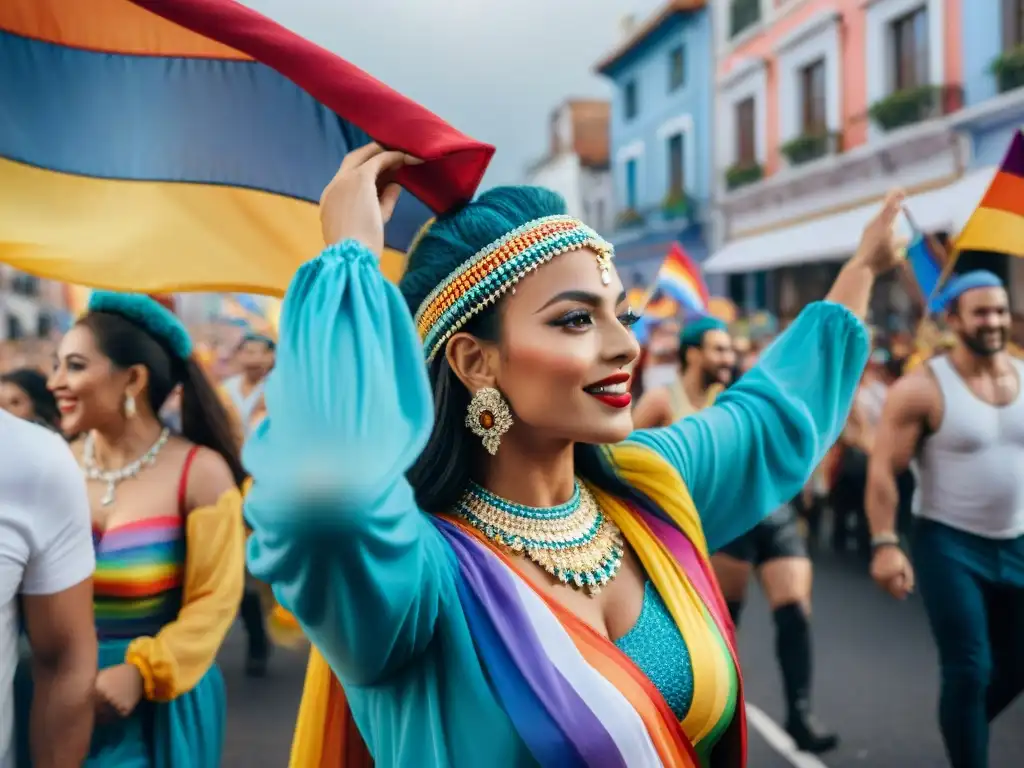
[{"left": 525, "top": 100, "right": 614, "bottom": 235}]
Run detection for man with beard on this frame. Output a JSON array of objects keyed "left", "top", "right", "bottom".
[
  {"left": 867, "top": 271, "right": 1024, "bottom": 768},
  {"left": 632, "top": 315, "right": 733, "bottom": 426},
  {"left": 634, "top": 317, "right": 838, "bottom": 753}
]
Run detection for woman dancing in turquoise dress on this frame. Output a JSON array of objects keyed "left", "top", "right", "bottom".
[{"left": 245, "top": 146, "right": 905, "bottom": 766}]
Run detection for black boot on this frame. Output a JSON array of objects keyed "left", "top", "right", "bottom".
[
  {"left": 240, "top": 589, "right": 270, "bottom": 677},
  {"left": 774, "top": 602, "right": 839, "bottom": 754}
]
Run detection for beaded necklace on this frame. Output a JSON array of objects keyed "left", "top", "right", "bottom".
[{"left": 455, "top": 480, "right": 624, "bottom": 596}]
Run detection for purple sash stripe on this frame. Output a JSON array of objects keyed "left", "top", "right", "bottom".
[{"left": 435, "top": 519, "right": 627, "bottom": 768}]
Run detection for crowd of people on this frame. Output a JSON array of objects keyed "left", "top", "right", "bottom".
[{"left": 0, "top": 145, "right": 1020, "bottom": 768}]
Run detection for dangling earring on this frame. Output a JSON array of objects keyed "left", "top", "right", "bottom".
[
  {"left": 466, "top": 387, "right": 513, "bottom": 456},
  {"left": 124, "top": 393, "right": 137, "bottom": 419}
]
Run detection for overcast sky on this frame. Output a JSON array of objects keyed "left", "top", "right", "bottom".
[{"left": 240, "top": 0, "right": 661, "bottom": 190}]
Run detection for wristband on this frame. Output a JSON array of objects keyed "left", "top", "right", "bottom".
[{"left": 870, "top": 532, "right": 901, "bottom": 551}]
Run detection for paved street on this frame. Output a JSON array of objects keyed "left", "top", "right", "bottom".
[{"left": 219, "top": 550, "right": 1024, "bottom": 767}]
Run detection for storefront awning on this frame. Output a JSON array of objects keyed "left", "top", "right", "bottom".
[{"left": 704, "top": 167, "right": 996, "bottom": 275}]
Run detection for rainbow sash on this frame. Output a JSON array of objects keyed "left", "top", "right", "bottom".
[{"left": 288, "top": 443, "right": 746, "bottom": 767}]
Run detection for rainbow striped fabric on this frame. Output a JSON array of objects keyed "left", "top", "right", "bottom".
[
  {"left": 0, "top": 0, "right": 493, "bottom": 297},
  {"left": 93, "top": 516, "right": 186, "bottom": 640},
  {"left": 289, "top": 443, "right": 746, "bottom": 768},
  {"left": 957, "top": 130, "right": 1024, "bottom": 259}
]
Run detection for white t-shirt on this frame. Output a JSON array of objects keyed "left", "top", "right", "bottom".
[{"left": 0, "top": 411, "right": 94, "bottom": 768}]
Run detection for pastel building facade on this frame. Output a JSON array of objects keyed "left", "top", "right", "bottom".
[
  {"left": 706, "top": 0, "right": 1021, "bottom": 322},
  {"left": 525, "top": 99, "right": 614, "bottom": 236},
  {"left": 595, "top": 1, "right": 721, "bottom": 294}
]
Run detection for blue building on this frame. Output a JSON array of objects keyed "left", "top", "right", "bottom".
[
  {"left": 594, "top": 0, "right": 719, "bottom": 294},
  {"left": 955, "top": 1, "right": 1024, "bottom": 169}
]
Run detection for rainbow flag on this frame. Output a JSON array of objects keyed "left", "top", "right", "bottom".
[
  {"left": 905, "top": 233, "right": 944, "bottom": 307},
  {"left": 956, "top": 130, "right": 1024, "bottom": 259},
  {"left": 0, "top": 0, "right": 493, "bottom": 297},
  {"left": 651, "top": 243, "right": 710, "bottom": 316}
]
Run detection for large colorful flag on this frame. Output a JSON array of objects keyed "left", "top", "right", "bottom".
[
  {"left": 956, "top": 130, "right": 1024, "bottom": 259},
  {"left": 651, "top": 243, "right": 710, "bottom": 316},
  {"left": 0, "top": 0, "right": 494, "bottom": 296}
]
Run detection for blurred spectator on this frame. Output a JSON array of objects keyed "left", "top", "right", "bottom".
[{"left": 0, "top": 368, "right": 61, "bottom": 431}]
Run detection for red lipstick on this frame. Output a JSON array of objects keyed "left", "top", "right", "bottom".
[{"left": 584, "top": 372, "right": 632, "bottom": 409}]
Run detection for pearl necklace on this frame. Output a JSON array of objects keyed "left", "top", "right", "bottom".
[
  {"left": 82, "top": 428, "right": 171, "bottom": 507},
  {"left": 455, "top": 480, "right": 624, "bottom": 596}
]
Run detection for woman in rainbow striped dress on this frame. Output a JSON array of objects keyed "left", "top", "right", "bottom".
[
  {"left": 245, "top": 146, "right": 905, "bottom": 767},
  {"left": 16, "top": 292, "right": 246, "bottom": 768}
]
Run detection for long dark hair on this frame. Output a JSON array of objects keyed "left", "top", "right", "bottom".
[
  {"left": 77, "top": 312, "right": 247, "bottom": 487},
  {"left": 398, "top": 186, "right": 637, "bottom": 514},
  {"left": 1, "top": 368, "right": 61, "bottom": 431}
]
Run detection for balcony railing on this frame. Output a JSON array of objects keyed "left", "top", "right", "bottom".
[
  {"left": 724, "top": 162, "right": 764, "bottom": 191},
  {"left": 992, "top": 47, "right": 1024, "bottom": 94},
  {"left": 613, "top": 194, "right": 704, "bottom": 233},
  {"left": 729, "top": 0, "right": 761, "bottom": 39},
  {"left": 779, "top": 131, "right": 842, "bottom": 167},
  {"left": 867, "top": 84, "right": 963, "bottom": 132}
]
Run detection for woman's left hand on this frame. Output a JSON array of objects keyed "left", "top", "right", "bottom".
[{"left": 95, "top": 663, "right": 145, "bottom": 718}]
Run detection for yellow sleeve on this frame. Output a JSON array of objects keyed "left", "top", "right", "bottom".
[{"left": 125, "top": 487, "right": 245, "bottom": 701}]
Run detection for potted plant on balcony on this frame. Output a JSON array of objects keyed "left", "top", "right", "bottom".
[
  {"left": 661, "top": 190, "right": 690, "bottom": 220},
  {"left": 615, "top": 207, "right": 644, "bottom": 229},
  {"left": 725, "top": 162, "right": 763, "bottom": 191},
  {"left": 868, "top": 85, "right": 941, "bottom": 131},
  {"left": 780, "top": 131, "right": 840, "bottom": 166},
  {"left": 991, "top": 46, "right": 1024, "bottom": 94}
]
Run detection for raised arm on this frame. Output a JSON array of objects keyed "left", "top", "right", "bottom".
[
  {"left": 244, "top": 236, "right": 455, "bottom": 686},
  {"left": 629, "top": 300, "right": 869, "bottom": 550},
  {"left": 627, "top": 192, "right": 903, "bottom": 550}
]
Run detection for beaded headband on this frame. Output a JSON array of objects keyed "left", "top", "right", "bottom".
[{"left": 414, "top": 214, "right": 614, "bottom": 362}]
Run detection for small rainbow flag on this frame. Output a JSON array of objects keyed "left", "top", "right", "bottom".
[
  {"left": 956, "top": 130, "right": 1024, "bottom": 259},
  {"left": 651, "top": 243, "right": 710, "bottom": 316},
  {"left": 905, "top": 233, "right": 944, "bottom": 306},
  {"left": 0, "top": 0, "right": 493, "bottom": 298}
]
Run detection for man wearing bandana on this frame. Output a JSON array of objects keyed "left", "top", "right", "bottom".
[{"left": 867, "top": 271, "right": 1024, "bottom": 768}]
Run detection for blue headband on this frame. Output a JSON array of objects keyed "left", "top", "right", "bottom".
[
  {"left": 87, "top": 291, "right": 194, "bottom": 360},
  {"left": 932, "top": 270, "right": 1004, "bottom": 313},
  {"left": 679, "top": 315, "right": 728, "bottom": 347}
]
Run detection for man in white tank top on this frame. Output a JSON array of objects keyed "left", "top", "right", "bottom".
[{"left": 866, "top": 271, "right": 1024, "bottom": 768}]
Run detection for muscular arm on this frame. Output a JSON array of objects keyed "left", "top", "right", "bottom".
[
  {"left": 20, "top": 436, "right": 96, "bottom": 768},
  {"left": 22, "top": 581, "right": 97, "bottom": 768},
  {"left": 632, "top": 387, "right": 673, "bottom": 429},
  {"left": 865, "top": 375, "right": 933, "bottom": 539}
]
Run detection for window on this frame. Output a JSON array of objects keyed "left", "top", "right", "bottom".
[
  {"left": 735, "top": 97, "right": 756, "bottom": 165},
  {"left": 595, "top": 200, "right": 606, "bottom": 232},
  {"left": 625, "top": 159, "right": 638, "bottom": 209},
  {"left": 890, "top": 7, "right": 929, "bottom": 92},
  {"left": 729, "top": 0, "right": 762, "bottom": 39},
  {"left": 668, "top": 45, "right": 685, "bottom": 91},
  {"left": 1004, "top": 0, "right": 1024, "bottom": 51},
  {"left": 624, "top": 79, "right": 638, "bottom": 120},
  {"left": 799, "top": 58, "right": 827, "bottom": 134},
  {"left": 667, "top": 133, "right": 685, "bottom": 194}
]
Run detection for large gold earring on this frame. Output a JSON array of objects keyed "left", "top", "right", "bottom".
[
  {"left": 124, "top": 393, "right": 137, "bottom": 419},
  {"left": 466, "top": 387, "right": 513, "bottom": 456}
]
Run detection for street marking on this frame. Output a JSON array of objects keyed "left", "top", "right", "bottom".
[{"left": 745, "top": 703, "right": 831, "bottom": 768}]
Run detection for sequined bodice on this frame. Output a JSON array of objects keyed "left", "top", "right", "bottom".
[
  {"left": 92, "top": 516, "right": 185, "bottom": 640},
  {"left": 614, "top": 580, "right": 693, "bottom": 719}
]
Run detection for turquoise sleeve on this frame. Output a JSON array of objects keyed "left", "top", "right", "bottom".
[
  {"left": 243, "top": 240, "right": 456, "bottom": 686},
  {"left": 627, "top": 301, "right": 869, "bottom": 552}
]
